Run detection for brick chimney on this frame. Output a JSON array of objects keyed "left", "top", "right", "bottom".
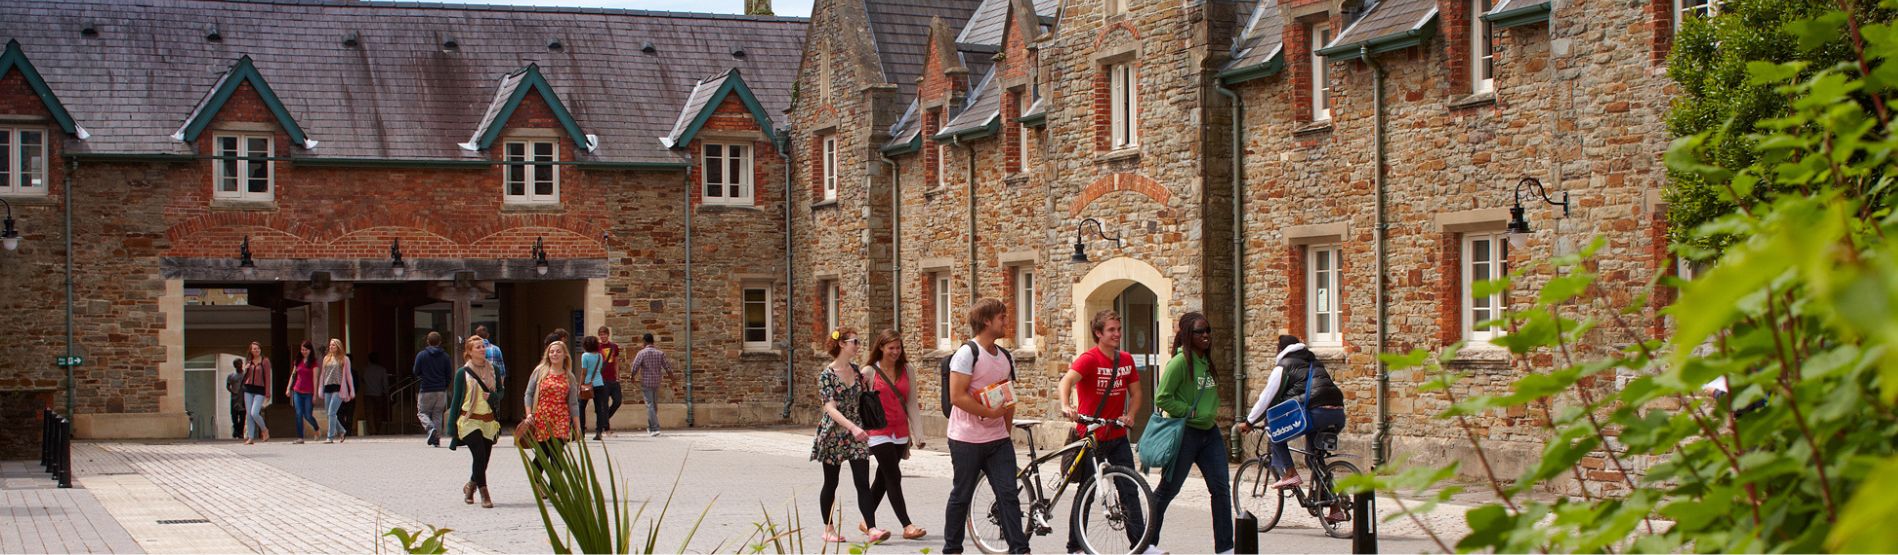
[{"left": 745, "top": 0, "right": 773, "bottom": 16}]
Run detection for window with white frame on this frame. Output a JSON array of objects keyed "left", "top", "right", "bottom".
[
  {"left": 822, "top": 280, "right": 840, "bottom": 334},
  {"left": 934, "top": 273, "right": 953, "bottom": 350},
  {"left": 1311, "top": 23, "right": 1332, "bottom": 121},
  {"left": 2, "top": 128, "right": 48, "bottom": 195},
  {"left": 933, "top": 109, "right": 948, "bottom": 190},
  {"left": 1472, "top": 0, "right": 1494, "bottom": 94},
  {"left": 504, "top": 140, "right": 558, "bottom": 204},
  {"left": 1463, "top": 232, "right": 1507, "bottom": 341},
  {"left": 1106, "top": 0, "right": 1126, "bottom": 16},
  {"left": 702, "top": 142, "right": 754, "bottom": 205},
  {"left": 213, "top": 134, "right": 273, "bottom": 201},
  {"left": 1015, "top": 268, "right": 1037, "bottom": 350},
  {"left": 821, "top": 135, "right": 838, "bottom": 201},
  {"left": 1108, "top": 62, "right": 1138, "bottom": 149},
  {"left": 743, "top": 285, "right": 773, "bottom": 350},
  {"left": 1307, "top": 245, "right": 1342, "bottom": 346},
  {"left": 1017, "top": 93, "right": 1033, "bottom": 171},
  {"left": 1675, "top": 0, "right": 1719, "bottom": 28}
]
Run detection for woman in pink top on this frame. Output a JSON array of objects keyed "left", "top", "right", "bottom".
[
  {"left": 861, "top": 329, "right": 927, "bottom": 541},
  {"left": 285, "top": 339, "right": 321, "bottom": 444}
]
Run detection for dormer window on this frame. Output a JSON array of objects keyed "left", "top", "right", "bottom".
[
  {"left": 504, "top": 140, "right": 558, "bottom": 204},
  {"left": 703, "top": 142, "right": 754, "bottom": 205},
  {"left": 1310, "top": 22, "right": 1332, "bottom": 121},
  {"left": 214, "top": 134, "right": 272, "bottom": 201},
  {"left": 2, "top": 128, "right": 48, "bottom": 196},
  {"left": 1471, "top": 0, "right": 1495, "bottom": 94}
]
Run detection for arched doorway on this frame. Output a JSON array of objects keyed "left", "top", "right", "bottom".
[{"left": 1071, "top": 257, "right": 1173, "bottom": 441}]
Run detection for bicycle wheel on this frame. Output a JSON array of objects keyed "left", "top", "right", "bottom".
[
  {"left": 1319, "top": 460, "right": 1363, "bottom": 539},
  {"left": 1072, "top": 465, "right": 1155, "bottom": 554},
  {"left": 1232, "top": 459, "right": 1286, "bottom": 533},
  {"left": 967, "top": 470, "right": 1031, "bottom": 554}
]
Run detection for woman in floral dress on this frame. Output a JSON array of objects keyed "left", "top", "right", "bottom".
[
  {"left": 811, "top": 328, "right": 885, "bottom": 543},
  {"left": 524, "top": 340, "right": 579, "bottom": 491}
]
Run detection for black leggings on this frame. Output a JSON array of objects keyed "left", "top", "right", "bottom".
[
  {"left": 866, "top": 443, "right": 912, "bottom": 527},
  {"left": 464, "top": 434, "right": 494, "bottom": 487},
  {"left": 820, "top": 459, "right": 873, "bottom": 526}
]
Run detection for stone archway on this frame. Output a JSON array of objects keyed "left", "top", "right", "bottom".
[{"left": 1070, "top": 256, "right": 1174, "bottom": 356}]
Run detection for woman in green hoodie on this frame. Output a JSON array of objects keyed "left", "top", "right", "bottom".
[{"left": 1147, "top": 312, "right": 1232, "bottom": 554}]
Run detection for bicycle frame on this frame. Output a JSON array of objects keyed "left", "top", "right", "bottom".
[
  {"left": 1011, "top": 419, "right": 1126, "bottom": 535},
  {"left": 1246, "top": 429, "right": 1349, "bottom": 512}
]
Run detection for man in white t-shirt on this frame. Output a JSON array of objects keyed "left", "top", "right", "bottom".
[{"left": 941, "top": 298, "right": 1029, "bottom": 554}]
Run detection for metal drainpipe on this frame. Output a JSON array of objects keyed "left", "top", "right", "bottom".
[
  {"left": 880, "top": 154, "right": 902, "bottom": 332},
  {"left": 1215, "top": 81, "right": 1247, "bottom": 423},
  {"left": 64, "top": 159, "right": 76, "bottom": 417},
  {"left": 782, "top": 135, "right": 798, "bottom": 420},
  {"left": 1363, "top": 44, "right": 1391, "bottom": 469},
  {"left": 956, "top": 135, "right": 976, "bottom": 304},
  {"left": 682, "top": 155, "right": 696, "bottom": 428}
]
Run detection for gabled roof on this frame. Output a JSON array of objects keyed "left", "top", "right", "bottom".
[
  {"left": 662, "top": 68, "right": 777, "bottom": 149},
  {"left": 0, "top": 40, "right": 84, "bottom": 138},
  {"left": 1017, "top": 96, "right": 1045, "bottom": 127},
  {"left": 1218, "top": 1, "right": 1286, "bottom": 84},
  {"left": 954, "top": 0, "right": 1059, "bottom": 52},
  {"left": 882, "top": 101, "right": 923, "bottom": 154},
  {"left": 174, "top": 56, "right": 313, "bottom": 148},
  {"left": 1316, "top": 0, "right": 1439, "bottom": 61},
  {"left": 462, "top": 64, "right": 595, "bottom": 153},
  {"left": 936, "top": 68, "right": 1000, "bottom": 140},
  {"left": 864, "top": 0, "right": 990, "bottom": 99},
  {"left": 1485, "top": 0, "right": 1552, "bottom": 29},
  {"left": 0, "top": 0, "right": 805, "bottom": 164}
]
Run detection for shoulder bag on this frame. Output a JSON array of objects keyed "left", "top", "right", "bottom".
[
  {"left": 1264, "top": 360, "right": 1317, "bottom": 444},
  {"left": 856, "top": 364, "right": 889, "bottom": 431},
  {"left": 1064, "top": 349, "right": 1123, "bottom": 482},
  {"left": 1138, "top": 355, "right": 1206, "bottom": 472}
]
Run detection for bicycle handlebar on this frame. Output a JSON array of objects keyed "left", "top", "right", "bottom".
[{"left": 1072, "top": 414, "right": 1128, "bottom": 431}]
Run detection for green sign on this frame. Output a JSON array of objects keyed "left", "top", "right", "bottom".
[{"left": 55, "top": 356, "right": 83, "bottom": 367}]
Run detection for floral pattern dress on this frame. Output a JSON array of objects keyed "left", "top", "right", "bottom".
[
  {"left": 810, "top": 366, "right": 869, "bottom": 464},
  {"left": 531, "top": 371, "right": 573, "bottom": 443}
]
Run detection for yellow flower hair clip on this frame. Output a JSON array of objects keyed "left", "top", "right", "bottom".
[{"left": 831, "top": 330, "right": 842, "bottom": 340}]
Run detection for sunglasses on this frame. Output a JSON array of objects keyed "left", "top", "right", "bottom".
[
  {"left": 841, "top": 338, "right": 861, "bottom": 345},
  {"left": 1193, "top": 327, "right": 1214, "bottom": 335}
]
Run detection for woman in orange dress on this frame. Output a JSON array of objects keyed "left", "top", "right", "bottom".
[{"left": 524, "top": 340, "right": 580, "bottom": 489}]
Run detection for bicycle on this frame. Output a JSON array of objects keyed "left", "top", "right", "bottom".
[
  {"left": 966, "top": 415, "right": 1156, "bottom": 554},
  {"left": 1231, "top": 424, "right": 1362, "bottom": 539}
]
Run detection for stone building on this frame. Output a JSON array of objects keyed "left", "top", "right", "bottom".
[{"left": 0, "top": 0, "right": 805, "bottom": 445}]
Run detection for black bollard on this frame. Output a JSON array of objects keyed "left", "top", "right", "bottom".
[
  {"left": 57, "top": 417, "right": 73, "bottom": 489},
  {"left": 1235, "top": 511, "right": 1259, "bottom": 554},
  {"left": 1351, "top": 491, "right": 1376, "bottom": 553}
]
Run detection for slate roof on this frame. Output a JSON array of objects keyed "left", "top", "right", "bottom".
[
  {"left": 1222, "top": 0, "right": 1285, "bottom": 76},
  {"left": 883, "top": 101, "right": 923, "bottom": 152},
  {"left": 466, "top": 69, "right": 533, "bottom": 151},
  {"left": 1491, "top": 0, "right": 1551, "bottom": 13},
  {"left": 937, "top": 68, "right": 1000, "bottom": 137},
  {"left": 665, "top": 70, "right": 736, "bottom": 148},
  {"left": 954, "top": 0, "right": 1060, "bottom": 51},
  {"left": 0, "top": 0, "right": 806, "bottom": 165},
  {"left": 865, "top": 0, "right": 990, "bottom": 99},
  {"left": 1322, "top": 0, "right": 1437, "bottom": 55}
]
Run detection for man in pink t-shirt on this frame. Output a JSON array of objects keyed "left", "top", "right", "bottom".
[
  {"left": 1058, "top": 309, "right": 1147, "bottom": 553},
  {"left": 940, "top": 298, "right": 1029, "bottom": 554}
]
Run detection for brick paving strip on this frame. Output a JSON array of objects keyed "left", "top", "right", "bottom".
[
  {"left": 72, "top": 443, "right": 495, "bottom": 554},
  {"left": 1, "top": 461, "right": 144, "bottom": 554}
]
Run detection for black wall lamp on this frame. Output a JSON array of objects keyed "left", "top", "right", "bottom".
[
  {"left": 532, "top": 236, "right": 550, "bottom": 276},
  {"left": 390, "top": 239, "right": 406, "bottom": 277},
  {"left": 0, "top": 197, "right": 20, "bottom": 251},
  {"left": 238, "top": 236, "right": 256, "bottom": 276},
  {"left": 1508, "top": 177, "right": 1569, "bottom": 248},
  {"left": 1071, "top": 217, "right": 1123, "bottom": 263}
]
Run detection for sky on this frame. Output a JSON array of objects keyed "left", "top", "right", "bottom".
[{"left": 411, "top": 0, "right": 816, "bottom": 17}]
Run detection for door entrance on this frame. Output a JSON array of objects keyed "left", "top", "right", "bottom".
[{"left": 1116, "top": 284, "right": 1159, "bottom": 442}]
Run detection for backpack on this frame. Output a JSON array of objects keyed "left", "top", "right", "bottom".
[{"left": 939, "top": 340, "right": 1015, "bottom": 417}]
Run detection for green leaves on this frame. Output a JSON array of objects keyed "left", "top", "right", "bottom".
[{"left": 384, "top": 525, "right": 452, "bottom": 554}]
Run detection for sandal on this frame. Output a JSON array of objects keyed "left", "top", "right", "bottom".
[
  {"left": 866, "top": 528, "right": 891, "bottom": 543},
  {"left": 902, "top": 525, "right": 927, "bottom": 540},
  {"left": 822, "top": 530, "right": 847, "bottom": 543}
]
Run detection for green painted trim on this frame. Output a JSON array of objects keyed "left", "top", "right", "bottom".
[
  {"left": 668, "top": 69, "right": 779, "bottom": 149},
  {"left": 1216, "top": 53, "right": 1286, "bottom": 85},
  {"left": 291, "top": 157, "right": 492, "bottom": 169},
  {"left": 880, "top": 134, "right": 921, "bottom": 156},
  {"left": 1016, "top": 111, "right": 1047, "bottom": 126},
  {"left": 64, "top": 152, "right": 194, "bottom": 162},
  {"left": 574, "top": 161, "right": 692, "bottom": 170},
  {"left": 1, "top": 40, "right": 81, "bottom": 136},
  {"left": 1317, "top": 14, "right": 1439, "bottom": 61},
  {"left": 180, "top": 56, "right": 311, "bottom": 146},
  {"left": 1483, "top": 2, "right": 1552, "bottom": 29},
  {"left": 473, "top": 64, "right": 593, "bottom": 152},
  {"left": 939, "top": 117, "right": 1000, "bottom": 141}
]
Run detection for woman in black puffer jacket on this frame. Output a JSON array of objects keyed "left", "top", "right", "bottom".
[{"left": 1240, "top": 335, "right": 1347, "bottom": 520}]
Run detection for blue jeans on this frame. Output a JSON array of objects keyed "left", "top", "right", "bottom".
[
  {"left": 942, "top": 438, "right": 1030, "bottom": 554},
  {"left": 244, "top": 392, "right": 269, "bottom": 440},
  {"left": 323, "top": 392, "right": 345, "bottom": 440},
  {"left": 291, "top": 392, "right": 318, "bottom": 439},
  {"left": 1067, "top": 437, "right": 1146, "bottom": 553},
  {"left": 1151, "top": 426, "right": 1233, "bottom": 553},
  {"left": 1270, "top": 407, "right": 1346, "bottom": 473}
]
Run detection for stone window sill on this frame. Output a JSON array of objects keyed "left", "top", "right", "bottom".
[
  {"left": 0, "top": 193, "right": 57, "bottom": 207},
  {"left": 1096, "top": 148, "right": 1141, "bottom": 164},
  {"left": 1004, "top": 174, "right": 1030, "bottom": 185},
  {"left": 812, "top": 199, "right": 839, "bottom": 210},
  {"left": 1293, "top": 121, "right": 1334, "bottom": 137},
  {"left": 210, "top": 198, "right": 277, "bottom": 211},
  {"left": 1449, "top": 92, "right": 1497, "bottom": 111},
  {"left": 1309, "top": 345, "right": 1348, "bottom": 361},
  {"left": 501, "top": 202, "right": 564, "bottom": 214},
  {"left": 740, "top": 349, "right": 783, "bottom": 360},
  {"left": 699, "top": 202, "right": 763, "bottom": 212},
  {"left": 923, "top": 187, "right": 953, "bottom": 200},
  {"left": 1450, "top": 342, "right": 1512, "bottom": 363}
]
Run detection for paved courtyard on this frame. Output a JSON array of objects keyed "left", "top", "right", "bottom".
[{"left": 5, "top": 429, "right": 1471, "bottom": 553}]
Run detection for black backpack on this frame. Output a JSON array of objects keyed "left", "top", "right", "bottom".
[{"left": 939, "top": 340, "right": 1015, "bottom": 417}]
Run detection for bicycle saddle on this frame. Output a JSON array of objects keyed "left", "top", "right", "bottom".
[{"left": 1012, "top": 419, "right": 1043, "bottom": 429}]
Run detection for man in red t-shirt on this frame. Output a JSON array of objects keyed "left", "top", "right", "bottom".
[
  {"left": 1058, "top": 309, "right": 1146, "bottom": 553},
  {"left": 597, "top": 326, "right": 624, "bottom": 436}
]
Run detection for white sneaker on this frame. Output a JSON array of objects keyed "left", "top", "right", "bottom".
[
  {"left": 649, "top": 431, "right": 660, "bottom": 437},
  {"left": 1216, "top": 550, "right": 1234, "bottom": 555},
  {"left": 1140, "top": 545, "right": 1168, "bottom": 555}
]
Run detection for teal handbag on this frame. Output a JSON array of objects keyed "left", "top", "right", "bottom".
[{"left": 1138, "top": 359, "right": 1207, "bottom": 472}]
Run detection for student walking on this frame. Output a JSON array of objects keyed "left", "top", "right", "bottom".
[
  {"left": 630, "top": 334, "right": 670, "bottom": 436},
  {"left": 1059, "top": 309, "right": 1146, "bottom": 553},
  {"left": 445, "top": 336, "right": 502, "bottom": 508},
  {"left": 287, "top": 340, "right": 321, "bottom": 444},
  {"left": 227, "top": 358, "right": 247, "bottom": 439},
  {"left": 415, "top": 332, "right": 453, "bottom": 447},
  {"left": 941, "top": 299, "right": 1029, "bottom": 555},
  {"left": 811, "top": 328, "right": 884, "bottom": 544},
  {"left": 597, "top": 327, "right": 625, "bottom": 436},
  {"left": 862, "top": 329, "right": 927, "bottom": 541},
  {"left": 524, "top": 340, "right": 580, "bottom": 488},
  {"left": 241, "top": 342, "right": 272, "bottom": 444},
  {"left": 318, "top": 339, "right": 356, "bottom": 443},
  {"left": 579, "top": 336, "right": 607, "bottom": 441},
  {"left": 1147, "top": 312, "right": 1232, "bottom": 554},
  {"left": 473, "top": 325, "right": 507, "bottom": 416}
]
